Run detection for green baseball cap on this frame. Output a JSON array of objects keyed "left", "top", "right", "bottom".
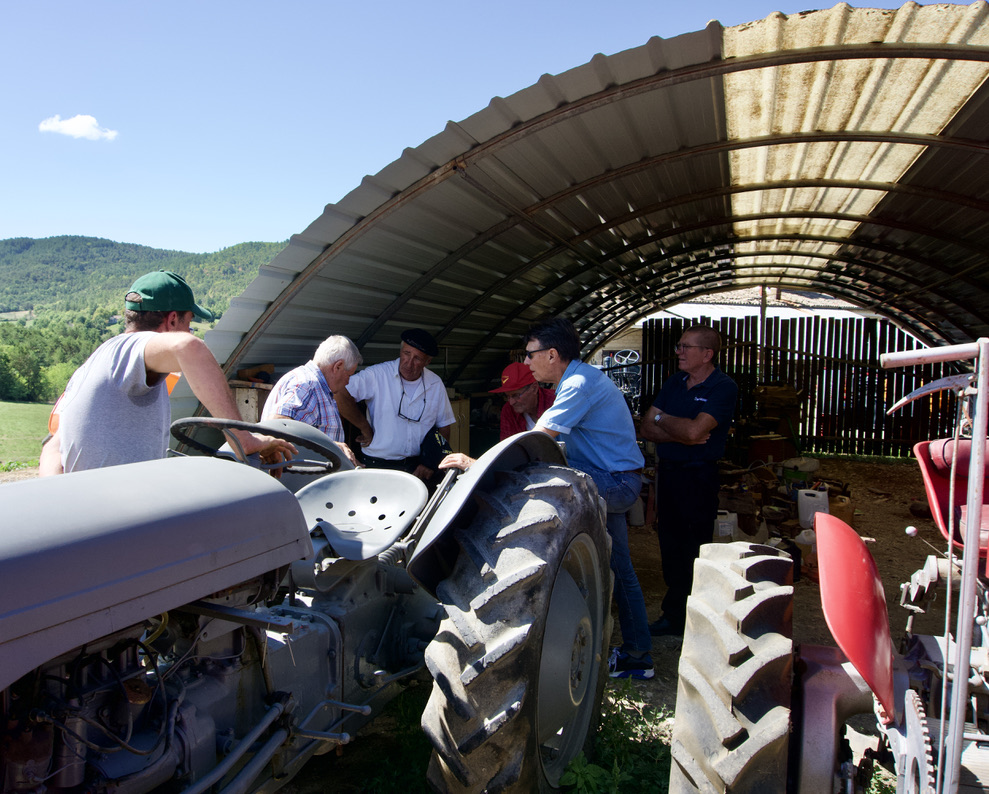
[{"left": 124, "top": 271, "right": 213, "bottom": 321}]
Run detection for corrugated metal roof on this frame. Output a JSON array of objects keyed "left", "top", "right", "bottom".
[{"left": 183, "top": 2, "right": 989, "bottom": 413}]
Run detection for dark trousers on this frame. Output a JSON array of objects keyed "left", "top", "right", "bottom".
[{"left": 654, "top": 462, "right": 721, "bottom": 626}]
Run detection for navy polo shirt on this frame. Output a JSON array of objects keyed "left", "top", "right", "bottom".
[{"left": 652, "top": 367, "right": 737, "bottom": 462}]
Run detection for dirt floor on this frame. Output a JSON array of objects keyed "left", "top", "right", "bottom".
[
  {"left": 628, "top": 456, "right": 944, "bottom": 721},
  {"left": 0, "top": 457, "right": 943, "bottom": 789}
]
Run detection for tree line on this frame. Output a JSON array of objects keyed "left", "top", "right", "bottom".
[{"left": 0, "top": 236, "right": 288, "bottom": 403}]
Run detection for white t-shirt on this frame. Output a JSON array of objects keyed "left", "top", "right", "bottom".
[{"left": 345, "top": 359, "right": 455, "bottom": 460}]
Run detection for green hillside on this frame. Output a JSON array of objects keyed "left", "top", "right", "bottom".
[
  {"left": 0, "top": 236, "right": 288, "bottom": 403},
  {"left": 0, "top": 236, "right": 288, "bottom": 317}
]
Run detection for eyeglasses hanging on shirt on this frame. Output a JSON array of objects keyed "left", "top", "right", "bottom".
[{"left": 398, "top": 376, "right": 426, "bottom": 422}]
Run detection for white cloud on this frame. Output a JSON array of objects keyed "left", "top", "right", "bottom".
[{"left": 38, "top": 114, "right": 118, "bottom": 141}]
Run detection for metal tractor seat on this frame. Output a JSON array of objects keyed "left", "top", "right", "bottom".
[
  {"left": 295, "top": 469, "right": 428, "bottom": 560},
  {"left": 914, "top": 438, "right": 989, "bottom": 553}
]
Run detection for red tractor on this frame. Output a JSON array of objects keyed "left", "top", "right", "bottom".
[{"left": 670, "top": 340, "right": 989, "bottom": 793}]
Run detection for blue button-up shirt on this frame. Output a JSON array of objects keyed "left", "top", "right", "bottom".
[{"left": 538, "top": 359, "right": 644, "bottom": 473}]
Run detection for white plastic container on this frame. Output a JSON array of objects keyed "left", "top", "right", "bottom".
[
  {"left": 798, "top": 489, "right": 830, "bottom": 529},
  {"left": 713, "top": 510, "right": 738, "bottom": 542},
  {"left": 794, "top": 528, "right": 816, "bottom": 561}
]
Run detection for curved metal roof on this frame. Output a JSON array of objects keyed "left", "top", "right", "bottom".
[{"left": 202, "top": 2, "right": 989, "bottom": 401}]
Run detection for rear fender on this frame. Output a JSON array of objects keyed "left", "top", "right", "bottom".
[
  {"left": 815, "top": 513, "right": 896, "bottom": 721},
  {"left": 407, "top": 431, "right": 567, "bottom": 595}
]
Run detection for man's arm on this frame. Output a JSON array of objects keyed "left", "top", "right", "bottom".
[
  {"left": 334, "top": 386, "right": 374, "bottom": 446},
  {"left": 39, "top": 431, "right": 63, "bottom": 476},
  {"left": 143, "top": 334, "right": 296, "bottom": 460},
  {"left": 640, "top": 405, "right": 715, "bottom": 446}
]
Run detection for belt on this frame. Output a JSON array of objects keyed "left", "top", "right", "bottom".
[{"left": 361, "top": 452, "right": 421, "bottom": 470}]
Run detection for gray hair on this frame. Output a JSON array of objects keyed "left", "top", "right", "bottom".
[{"left": 313, "top": 335, "right": 362, "bottom": 370}]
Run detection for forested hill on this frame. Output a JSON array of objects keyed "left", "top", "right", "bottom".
[{"left": 0, "top": 236, "right": 288, "bottom": 317}]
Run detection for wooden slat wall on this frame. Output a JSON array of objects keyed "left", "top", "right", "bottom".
[{"left": 640, "top": 316, "right": 960, "bottom": 458}]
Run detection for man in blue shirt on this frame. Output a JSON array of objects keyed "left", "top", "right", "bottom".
[
  {"left": 525, "top": 318, "right": 653, "bottom": 680},
  {"left": 640, "top": 325, "right": 738, "bottom": 637}
]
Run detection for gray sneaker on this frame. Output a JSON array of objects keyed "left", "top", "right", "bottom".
[{"left": 608, "top": 648, "right": 654, "bottom": 680}]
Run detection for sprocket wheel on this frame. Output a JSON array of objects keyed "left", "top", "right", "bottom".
[
  {"left": 421, "top": 463, "right": 612, "bottom": 793},
  {"left": 901, "top": 689, "right": 935, "bottom": 794}
]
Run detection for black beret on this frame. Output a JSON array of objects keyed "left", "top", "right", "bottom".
[{"left": 401, "top": 328, "right": 438, "bottom": 357}]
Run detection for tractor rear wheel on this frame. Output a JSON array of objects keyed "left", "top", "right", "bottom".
[
  {"left": 669, "top": 542, "right": 794, "bottom": 793},
  {"left": 422, "top": 463, "right": 612, "bottom": 793}
]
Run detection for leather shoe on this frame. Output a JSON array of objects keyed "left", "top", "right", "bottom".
[{"left": 649, "top": 617, "right": 684, "bottom": 637}]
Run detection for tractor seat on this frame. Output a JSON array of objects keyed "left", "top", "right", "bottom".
[
  {"left": 914, "top": 438, "right": 989, "bottom": 552},
  {"left": 294, "top": 469, "right": 428, "bottom": 560}
]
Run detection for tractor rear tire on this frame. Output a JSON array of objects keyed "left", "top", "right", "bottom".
[
  {"left": 669, "top": 542, "right": 794, "bottom": 793},
  {"left": 422, "top": 463, "right": 612, "bottom": 793}
]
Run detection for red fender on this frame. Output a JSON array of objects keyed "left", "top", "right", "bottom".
[{"left": 815, "top": 512, "right": 895, "bottom": 721}]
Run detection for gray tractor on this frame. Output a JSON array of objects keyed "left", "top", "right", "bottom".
[{"left": 0, "top": 421, "right": 613, "bottom": 793}]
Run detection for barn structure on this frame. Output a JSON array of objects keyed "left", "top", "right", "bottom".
[{"left": 176, "top": 2, "right": 989, "bottom": 453}]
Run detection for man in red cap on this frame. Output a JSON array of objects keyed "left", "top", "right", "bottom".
[{"left": 491, "top": 362, "right": 555, "bottom": 441}]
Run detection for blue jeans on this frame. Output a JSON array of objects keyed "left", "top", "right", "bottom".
[{"left": 573, "top": 462, "right": 652, "bottom": 655}]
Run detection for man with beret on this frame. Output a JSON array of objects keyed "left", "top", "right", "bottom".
[
  {"left": 491, "top": 361, "right": 556, "bottom": 441},
  {"left": 335, "top": 328, "right": 456, "bottom": 483},
  {"left": 40, "top": 271, "right": 296, "bottom": 475}
]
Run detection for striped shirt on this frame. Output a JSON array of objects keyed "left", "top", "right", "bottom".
[{"left": 261, "top": 361, "right": 343, "bottom": 441}]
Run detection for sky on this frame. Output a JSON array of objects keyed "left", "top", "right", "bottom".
[{"left": 2, "top": 0, "right": 926, "bottom": 254}]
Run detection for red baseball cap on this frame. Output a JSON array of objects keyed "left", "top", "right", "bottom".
[{"left": 491, "top": 362, "right": 536, "bottom": 393}]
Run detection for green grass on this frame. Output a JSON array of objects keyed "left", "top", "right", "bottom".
[
  {"left": 0, "top": 400, "right": 52, "bottom": 466},
  {"left": 563, "top": 680, "right": 673, "bottom": 793}
]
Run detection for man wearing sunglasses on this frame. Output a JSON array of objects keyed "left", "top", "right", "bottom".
[
  {"left": 523, "top": 317, "right": 653, "bottom": 681},
  {"left": 640, "top": 325, "right": 738, "bottom": 639},
  {"left": 335, "top": 328, "right": 455, "bottom": 483},
  {"left": 490, "top": 362, "right": 556, "bottom": 441}
]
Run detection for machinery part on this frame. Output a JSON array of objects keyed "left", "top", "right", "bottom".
[
  {"left": 421, "top": 464, "right": 611, "bottom": 792},
  {"left": 901, "top": 689, "right": 935, "bottom": 794},
  {"left": 816, "top": 512, "right": 895, "bottom": 719},
  {"left": 170, "top": 416, "right": 341, "bottom": 474},
  {"left": 669, "top": 542, "right": 794, "bottom": 793},
  {"left": 612, "top": 349, "right": 640, "bottom": 366},
  {"left": 886, "top": 372, "right": 975, "bottom": 415}
]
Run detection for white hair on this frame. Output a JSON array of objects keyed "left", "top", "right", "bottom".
[{"left": 313, "top": 335, "right": 361, "bottom": 370}]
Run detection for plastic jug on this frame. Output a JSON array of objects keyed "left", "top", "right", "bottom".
[
  {"left": 798, "top": 489, "right": 830, "bottom": 529},
  {"left": 713, "top": 510, "right": 738, "bottom": 542}
]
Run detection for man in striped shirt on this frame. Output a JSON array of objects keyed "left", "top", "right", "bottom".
[{"left": 261, "top": 335, "right": 362, "bottom": 467}]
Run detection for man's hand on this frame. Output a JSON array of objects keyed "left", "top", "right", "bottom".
[
  {"left": 239, "top": 432, "right": 298, "bottom": 462},
  {"left": 411, "top": 464, "right": 434, "bottom": 482},
  {"left": 335, "top": 441, "right": 362, "bottom": 468},
  {"left": 439, "top": 452, "right": 474, "bottom": 471},
  {"left": 355, "top": 427, "right": 374, "bottom": 447}
]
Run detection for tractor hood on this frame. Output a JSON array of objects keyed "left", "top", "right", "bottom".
[{"left": 0, "top": 457, "right": 311, "bottom": 690}]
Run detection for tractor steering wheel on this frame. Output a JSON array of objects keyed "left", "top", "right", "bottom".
[{"left": 170, "top": 417, "right": 342, "bottom": 475}]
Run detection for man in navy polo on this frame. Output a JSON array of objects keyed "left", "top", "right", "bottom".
[{"left": 640, "top": 324, "right": 738, "bottom": 637}]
